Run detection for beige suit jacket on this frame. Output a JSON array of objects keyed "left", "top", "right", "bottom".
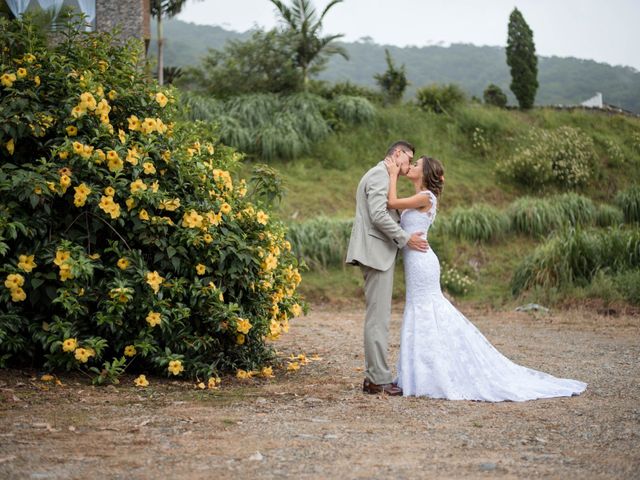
[{"left": 345, "top": 161, "right": 411, "bottom": 271}]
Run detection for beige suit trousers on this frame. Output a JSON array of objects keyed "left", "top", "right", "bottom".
[{"left": 360, "top": 263, "right": 395, "bottom": 385}]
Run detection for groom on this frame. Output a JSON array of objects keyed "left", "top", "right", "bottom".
[{"left": 346, "top": 141, "right": 428, "bottom": 396}]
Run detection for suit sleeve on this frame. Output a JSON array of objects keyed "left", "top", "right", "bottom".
[{"left": 365, "top": 168, "right": 411, "bottom": 249}]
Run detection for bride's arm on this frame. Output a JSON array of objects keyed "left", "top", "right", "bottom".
[{"left": 385, "top": 161, "right": 431, "bottom": 211}]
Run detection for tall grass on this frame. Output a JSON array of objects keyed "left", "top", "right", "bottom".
[
  {"left": 615, "top": 185, "right": 640, "bottom": 223},
  {"left": 508, "top": 197, "right": 564, "bottom": 236},
  {"left": 287, "top": 217, "right": 353, "bottom": 270},
  {"left": 179, "top": 92, "right": 375, "bottom": 160},
  {"left": 552, "top": 192, "right": 596, "bottom": 226},
  {"left": 445, "top": 204, "right": 509, "bottom": 242},
  {"left": 595, "top": 204, "right": 624, "bottom": 227},
  {"left": 511, "top": 226, "right": 640, "bottom": 294}
]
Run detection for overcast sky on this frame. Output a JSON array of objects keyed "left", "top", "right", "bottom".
[{"left": 176, "top": 0, "right": 640, "bottom": 70}]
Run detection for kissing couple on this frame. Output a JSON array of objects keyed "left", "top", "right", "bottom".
[{"left": 346, "top": 141, "right": 587, "bottom": 401}]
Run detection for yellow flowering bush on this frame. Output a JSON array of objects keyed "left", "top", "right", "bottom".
[
  {"left": 0, "top": 18, "right": 305, "bottom": 380},
  {"left": 497, "top": 126, "right": 596, "bottom": 189}
]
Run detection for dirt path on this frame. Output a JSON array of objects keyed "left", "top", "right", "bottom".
[{"left": 1, "top": 304, "right": 639, "bottom": 479}]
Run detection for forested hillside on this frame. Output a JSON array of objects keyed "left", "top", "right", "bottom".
[{"left": 152, "top": 19, "right": 640, "bottom": 112}]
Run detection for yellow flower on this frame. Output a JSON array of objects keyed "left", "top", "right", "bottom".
[
  {"left": 161, "top": 150, "right": 171, "bottom": 162},
  {"left": 130, "top": 179, "right": 147, "bottom": 194},
  {"left": 95, "top": 98, "right": 111, "bottom": 116},
  {"left": 53, "top": 250, "right": 71, "bottom": 267},
  {"left": 10, "top": 287, "right": 26, "bottom": 302},
  {"left": 236, "top": 334, "right": 245, "bottom": 345},
  {"left": 71, "top": 105, "right": 86, "bottom": 118},
  {"left": 24, "top": 54, "right": 36, "bottom": 63},
  {"left": 80, "top": 92, "right": 96, "bottom": 109},
  {"left": 256, "top": 210, "right": 269, "bottom": 225},
  {"left": 159, "top": 198, "right": 180, "bottom": 211},
  {"left": 5, "top": 138, "right": 14, "bottom": 155},
  {"left": 73, "top": 183, "right": 91, "bottom": 207},
  {"left": 4, "top": 273, "right": 25, "bottom": 290},
  {"left": 94, "top": 149, "right": 105, "bottom": 164},
  {"left": 17, "top": 254, "right": 37, "bottom": 273},
  {"left": 219, "top": 203, "right": 232, "bottom": 215},
  {"left": 134, "top": 374, "right": 149, "bottom": 387},
  {"left": 150, "top": 181, "right": 160, "bottom": 193},
  {"left": 260, "top": 366, "right": 274, "bottom": 378},
  {"left": 207, "top": 377, "right": 221, "bottom": 389},
  {"left": 74, "top": 347, "right": 93, "bottom": 363},
  {"left": 104, "top": 186, "right": 115, "bottom": 197},
  {"left": 1, "top": 72, "right": 17, "bottom": 88},
  {"left": 126, "top": 147, "right": 140, "bottom": 165},
  {"left": 118, "top": 129, "right": 126, "bottom": 144},
  {"left": 97, "top": 60, "right": 109, "bottom": 72},
  {"left": 196, "top": 381, "right": 206, "bottom": 390},
  {"left": 146, "top": 311, "right": 162, "bottom": 327},
  {"left": 287, "top": 361, "right": 300, "bottom": 372},
  {"left": 195, "top": 264, "right": 206, "bottom": 275},
  {"left": 126, "top": 197, "right": 135, "bottom": 211},
  {"left": 236, "top": 369, "right": 249, "bottom": 379},
  {"left": 168, "top": 360, "right": 184, "bottom": 376},
  {"left": 106, "top": 151, "right": 123, "bottom": 172},
  {"left": 109, "top": 287, "right": 131, "bottom": 303},
  {"left": 66, "top": 125, "right": 78, "bottom": 136},
  {"left": 108, "top": 90, "right": 117, "bottom": 100},
  {"left": 128, "top": 115, "right": 141, "bottom": 131},
  {"left": 16, "top": 68, "right": 27, "bottom": 78},
  {"left": 142, "top": 162, "right": 156, "bottom": 175},
  {"left": 139, "top": 209, "right": 150, "bottom": 221},
  {"left": 98, "top": 195, "right": 121, "bottom": 219},
  {"left": 117, "top": 257, "right": 129, "bottom": 270},
  {"left": 40, "top": 374, "right": 54, "bottom": 382},
  {"left": 141, "top": 117, "right": 157, "bottom": 135},
  {"left": 81, "top": 144, "right": 94, "bottom": 159},
  {"left": 34, "top": 75, "right": 40, "bottom": 87},
  {"left": 59, "top": 174, "right": 71, "bottom": 189},
  {"left": 124, "top": 345, "right": 137, "bottom": 357},
  {"left": 291, "top": 303, "right": 303, "bottom": 317},
  {"left": 203, "top": 233, "right": 213, "bottom": 244},
  {"left": 146, "top": 271, "right": 164, "bottom": 294},
  {"left": 236, "top": 318, "right": 252, "bottom": 335},
  {"left": 62, "top": 338, "right": 77, "bottom": 353},
  {"left": 155, "top": 92, "right": 169, "bottom": 107},
  {"left": 181, "top": 210, "right": 204, "bottom": 229}
]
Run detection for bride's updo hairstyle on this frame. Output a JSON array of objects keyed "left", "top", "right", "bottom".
[{"left": 421, "top": 156, "right": 444, "bottom": 197}]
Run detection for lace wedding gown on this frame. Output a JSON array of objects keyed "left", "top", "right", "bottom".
[{"left": 396, "top": 190, "right": 587, "bottom": 401}]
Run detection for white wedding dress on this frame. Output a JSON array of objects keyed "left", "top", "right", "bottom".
[{"left": 396, "top": 190, "right": 587, "bottom": 401}]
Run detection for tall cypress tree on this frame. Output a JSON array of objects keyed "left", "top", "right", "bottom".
[{"left": 506, "top": 8, "right": 538, "bottom": 109}]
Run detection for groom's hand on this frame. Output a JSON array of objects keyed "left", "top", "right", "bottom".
[{"left": 407, "top": 232, "right": 429, "bottom": 252}]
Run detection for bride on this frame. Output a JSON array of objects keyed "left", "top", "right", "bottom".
[{"left": 385, "top": 156, "right": 587, "bottom": 401}]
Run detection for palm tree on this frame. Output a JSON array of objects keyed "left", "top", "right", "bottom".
[
  {"left": 150, "top": 0, "right": 190, "bottom": 85},
  {"left": 269, "top": 0, "right": 348, "bottom": 87}
]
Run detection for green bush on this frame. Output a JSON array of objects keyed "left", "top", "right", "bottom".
[
  {"left": 446, "top": 204, "right": 510, "bottom": 242},
  {"left": 511, "top": 227, "right": 640, "bottom": 294},
  {"left": 440, "top": 263, "right": 473, "bottom": 296},
  {"left": 415, "top": 83, "right": 466, "bottom": 114},
  {"left": 497, "top": 126, "right": 596, "bottom": 189},
  {"left": 595, "top": 204, "right": 624, "bottom": 227},
  {"left": 483, "top": 84, "right": 508, "bottom": 108},
  {"left": 615, "top": 185, "right": 640, "bottom": 223},
  {"left": 0, "top": 19, "right": 304, "bottom": 381},
  {"left": 614, "top": 269, "right": 640, "bottom": 305}
]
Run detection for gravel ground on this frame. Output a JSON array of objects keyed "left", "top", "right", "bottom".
[{"left": 1, "top": 304, "right": 639, "bottom": 479}]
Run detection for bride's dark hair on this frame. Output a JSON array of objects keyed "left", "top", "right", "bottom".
[{"left": 421, "top": 156, "right": 444, "bottom": 197}]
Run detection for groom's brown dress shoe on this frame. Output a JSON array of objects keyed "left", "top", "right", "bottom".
[{"left": 363, "top": 378, "right": 403, "bottom": 396}]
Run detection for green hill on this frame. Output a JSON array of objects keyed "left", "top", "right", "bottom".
[{"left": 152, "top": 19, "right": 640, "bottom": 113}]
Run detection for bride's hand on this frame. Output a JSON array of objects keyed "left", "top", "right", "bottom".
[{"left": 384, "top": 158, "right": 400, "bottom": 177}]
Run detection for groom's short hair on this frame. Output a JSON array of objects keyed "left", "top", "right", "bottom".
[{"left": 386, "top": 140, "right": 415, "bottom": 157}]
